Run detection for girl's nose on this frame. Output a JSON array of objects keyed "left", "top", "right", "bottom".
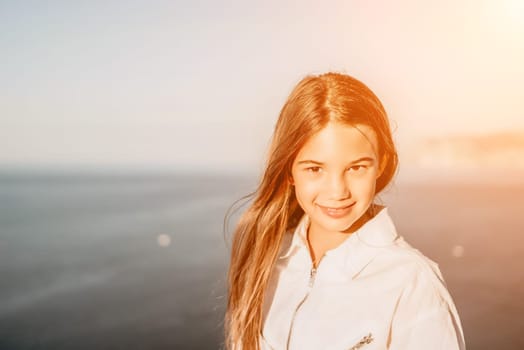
[{"left": 326, "top": 174, "right": 351, "bottom": 200}]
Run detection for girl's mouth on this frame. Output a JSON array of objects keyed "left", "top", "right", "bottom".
[{"left": 317, "top": 203, "right": 355, "bottom": 218}]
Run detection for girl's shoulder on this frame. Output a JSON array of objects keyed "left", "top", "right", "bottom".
[
  {"left": 377, "top": 238, "right": 466, "bottom": 348},
  {"left": 372, "top": 237, "right": 452, "bottom": 304}
]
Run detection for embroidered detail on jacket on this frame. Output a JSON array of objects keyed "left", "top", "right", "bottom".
[{"left": 348, "top": 333, "right": 374, "bottom": 350}]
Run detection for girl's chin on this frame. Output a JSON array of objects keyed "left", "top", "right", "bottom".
[
  {"left": 312, "top": 217, "right": 357, "bottom": 233},
  {"left": 308, "top": 206, "right": 371, "bottom": 233}
]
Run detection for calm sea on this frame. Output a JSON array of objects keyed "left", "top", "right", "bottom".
[{"left": 0, "top": 170, "right": 522, "bottom": 349}]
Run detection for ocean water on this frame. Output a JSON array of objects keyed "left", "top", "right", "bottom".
[{"left": 0, "top": 171, "right": 522, "bottom": 349}]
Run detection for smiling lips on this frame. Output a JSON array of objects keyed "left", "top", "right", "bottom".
[{"left": 317, "top": 203, "right": 355, "bottom": 218}]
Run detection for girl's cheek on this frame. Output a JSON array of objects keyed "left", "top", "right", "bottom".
[
  {"left": 299, "top": 182, "right": 317, "bottom": 195},
  {"left": 295, "top": 181, "right": 320, "bottom": 199},
  {"left": 347, "top": 176, "right": 375, "bottom": 194}
]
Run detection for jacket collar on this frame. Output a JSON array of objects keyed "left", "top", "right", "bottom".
[{"left": 279, "top": 206, "right": 400, "bottom": 279}]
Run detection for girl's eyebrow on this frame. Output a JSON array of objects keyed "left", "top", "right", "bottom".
[
  {"left": 296, "top": 160, "right": 325, "bottom": 166},
  {"left": 297, "top": 157, "right": 375, "bottom": 165}
]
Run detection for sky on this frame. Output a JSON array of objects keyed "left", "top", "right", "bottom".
[{"left": 1, "top": 0, "right": 523, "bottom": 173}]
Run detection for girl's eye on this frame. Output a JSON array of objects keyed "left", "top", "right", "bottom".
[
  {"left": 306, "top": 166, "right": 322, "bottom": 173},
  {"left": 348, "top": 165, "right": 366, "bottom": 172}
]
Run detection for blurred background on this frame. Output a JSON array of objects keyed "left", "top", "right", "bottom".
[{"left": 1, "top": 0, "right": 523, "bottom": 349}]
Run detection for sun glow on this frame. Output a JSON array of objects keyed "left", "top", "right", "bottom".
[
  {"left": 505, "top": 0, "right": 524, "bottom": 20},
  {"left": 488, "top": 0, "right": 524, "bottom": 37}
]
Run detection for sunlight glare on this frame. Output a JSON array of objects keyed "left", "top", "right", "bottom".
[{"left": 157, "top": 234, "right": 171, "bottom": 248}]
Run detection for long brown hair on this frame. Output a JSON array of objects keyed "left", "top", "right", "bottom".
[{"left": 225, "top": 72, "right": 398, "bottom": 349}]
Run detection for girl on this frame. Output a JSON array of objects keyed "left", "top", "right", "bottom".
[{"left": 225, "top": 72, "right": 465, "bottom": 350}]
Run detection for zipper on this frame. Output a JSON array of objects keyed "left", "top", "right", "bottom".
[
  {"left": 285, "top": 264, "right": 318, "bottom": 350},
  {"left": 308, "top": 267, "right": 317, "bottom": 288}
]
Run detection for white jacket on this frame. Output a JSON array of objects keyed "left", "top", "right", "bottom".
[{"left": 260, "top": 207, "right": 466, "bottom": 350}]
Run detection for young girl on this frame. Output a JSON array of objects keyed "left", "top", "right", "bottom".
[{"left": 225, "top": 72, "right": 465, "bottom": 350}]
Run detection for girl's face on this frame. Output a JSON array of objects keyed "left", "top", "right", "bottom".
[{"left": 291, "top": 122, "right": 383, "bottom": 237}]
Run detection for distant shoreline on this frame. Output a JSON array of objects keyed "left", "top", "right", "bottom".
[{"left": 0, "top": 166, "right": 522, "bottom": 187}]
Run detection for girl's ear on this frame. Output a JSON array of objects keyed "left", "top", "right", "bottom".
[
  {"left": 288, "top": 174, "right": 294, "bottom": 186},
  {"left": 376, "top": 154, "right": 387, "bottom": 179}
]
